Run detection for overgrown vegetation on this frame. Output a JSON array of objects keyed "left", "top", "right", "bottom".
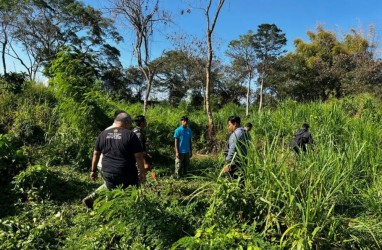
[
  {"left": 1, "top": 70, "right": 382, "bottom": 249},
  {"left": 1, "top": 1, "right": 382, "bottom": 248}
]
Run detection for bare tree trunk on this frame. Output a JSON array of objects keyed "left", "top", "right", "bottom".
[
  {"left": 205, "top": 0, "right": 225, "bottom": 142},
  {"left": 1, "top": 23, "right": 8, "bottom": 75},
  {"left": 143, "top": 71, "right": 154, "bottom": 115},
  {"left": 246, "top": 71, "right": 252, "bottom": 117},
  {"left": 203, "top": 91, "right": 207, "bottom": 112},
  {"left": 110, "top": 0, "right": 167, "bottom": 115},
  {"left": 258, "top": 71, "right": 264, "bottom": 112},
  {"left": 205, "top": 32, "right": 214, "bottom": 138},
  {"left": 1, "top": 34, "right": 7, "bottom": 75}
]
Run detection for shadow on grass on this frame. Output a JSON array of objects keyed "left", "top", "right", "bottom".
[
  {"left": 0, "top": 184, "right": 18, "bottom": 218},
  {"left": 10, "top": 165, "right": 103, "bottom": 209},
  {"left": 45, "top": 172, "right": 102, "bottom": 203}
]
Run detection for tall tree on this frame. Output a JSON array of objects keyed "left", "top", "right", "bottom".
[
  {"left": 226, "top": 30, "right": 257, "bottom": 117},
  {"left": 167, "top": 33, "right": 207, "bottom": 105},
  {"left": 0, "top": 0, "right": 22, "bottom": 75},
  {"left": 204, "top": 0, "right": 225, "bottom": 141},
  {"left": 152, "top": 50, "right": 205, "bottom": 106},
  {"left": 268, "top": 25, "right": 382, "bottom": 101},
  {"left": 253, "top": 23, "right": 286, "bottom": 112},
  {"left": 4, "top": 0, "right": 121, "bottom": 80},
  {"left": 336, "top": 28, "right": 382, "bottom": 97},
  {"left": 45, "top": 47, "right": 97, "bottom": 103},
  {"left": 126, "top": 66, "right": 146, "bottom": 102},
  {"left": 102, "top": 68, "right": 132, "bottom": 101},
  {"left": 213, "top": 63, "right": 247, "bottom": 107},
  {"left": 110, "top": 0, "right": 170, "bottom": 115}
]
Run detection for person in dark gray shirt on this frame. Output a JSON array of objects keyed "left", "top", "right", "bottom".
[
  {"left": 223, "top": 115, "right": 250, "bottom": 179},
  {"left": 289, "top": 123, "right": 314, "bottom": 154}
]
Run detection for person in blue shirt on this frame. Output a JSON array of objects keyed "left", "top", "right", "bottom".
[{"left": 174, "top": 116, "right": 193, "bottom": 178}]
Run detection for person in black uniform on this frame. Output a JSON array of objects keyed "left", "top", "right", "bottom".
[
  {"left": 83, "top": 110, "right": 129, "bottom": 209},
  {"left": 90, "top": 112, "right": 145, "bottom": 189},
  {"left": 133, "top": 115, "right": 156, "bottom": 180},
  {"left": 289, "top": 123, "right": 314, "bottom": 154}
]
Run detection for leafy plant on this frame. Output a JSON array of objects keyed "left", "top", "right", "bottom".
[{"left": 0, "top": 134, "right": 26, "bottom": 185}]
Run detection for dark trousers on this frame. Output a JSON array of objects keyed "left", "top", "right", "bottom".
[
  {"left": 102, "top": 172, "right": 138, "bottom": 190},
  {"left": 175, "top": 153, "right": 190, "bottom": 178},
  {"left": 227, "top": 164, "right": 245, "bottom": 187},
  {"left": 228, "top": 164, "right": 239, "bottom": 179}
]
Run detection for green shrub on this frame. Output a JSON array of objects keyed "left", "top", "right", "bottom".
[
  {"left": 173, "top": 226, "right": 275, "bottom": 250},
  {"left": 12, "top": 165, "right": 55, "bottom": 202},
  {"left": 0, "top": 134, "right": 27, "bottom": 185},
  {"left": 0, "top": 201, "right": 79, "bottom": 250},
  {"left": 65, "top": 187, "right": 202, "bottom": 249},
  {"left": 0, "top": 72, "right": 28, "bottom": 94}
]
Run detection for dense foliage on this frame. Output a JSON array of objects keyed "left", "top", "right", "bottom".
[
  {"left": 1, "top": 5, "right": 382, "bottom": 247},
  {"left": 1, "top": 69, "right": 382, "bottom": 249}
]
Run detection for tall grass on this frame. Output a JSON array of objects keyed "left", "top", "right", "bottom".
[
  {"left": 3, "top": 90, "right": 382, "bottom": 249},
  {"left": 175, "top": 95, "right": 382, "bottom": 249}
]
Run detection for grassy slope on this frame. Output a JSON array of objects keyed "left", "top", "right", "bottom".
[{"left": 2, "top": 95, "right": 382, "bottom": 249}]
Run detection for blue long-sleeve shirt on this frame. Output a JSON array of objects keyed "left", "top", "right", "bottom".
[{"left": 225, "top": 127, "right": 250, "bottom": 164}]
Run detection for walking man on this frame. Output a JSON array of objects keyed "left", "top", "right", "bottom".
[
  {"left": 90, "top": 112, "right": 145, "bottom": 191},
  {"left": 133, "top": 115, "right": 156, "bottom": 180},
  {"left": 83, "top": 110, "right": 127, "bottom": 209}
]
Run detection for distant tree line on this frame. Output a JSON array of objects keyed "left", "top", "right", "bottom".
[{"left": 1, "top": 0, "right": 381, "bottom": 113}]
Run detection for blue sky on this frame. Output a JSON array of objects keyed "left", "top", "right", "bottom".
[
  {"left": 85, "top": 0, "right": 382, "bottom": 65},
  {"left": 3, "top": 0, "right": 382, "bottom": 76}
]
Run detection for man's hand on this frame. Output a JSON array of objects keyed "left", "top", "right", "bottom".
[
  {"left": 223, "top": 164, "right": 231, "bottom": 173},
  {"left": 90, "top": 171, "right": 98, "bottom": 180},
  {"left": 175, "top": 152, "right": 179, "bottom": 158},
  {"left": 144, "top": 163, "right": 151, "bottom": 172}
]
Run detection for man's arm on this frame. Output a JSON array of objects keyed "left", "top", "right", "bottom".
[
  {"left": 143, "top": 152, "right": 151, "bottom": 171},
  {"left": 225, "top": 133, "right": 237, "bottom": 163},
  {"left": 174, "top": 138, "right": 179, "bottom": 158},
  {"left": 223, "top": 133, "right": 238, "bottom": 172},
  {"left": 134, "top": 152, "right": 146, "bottom": 183},
  {"left": 135, "top": 131, "right": 150, "bottom": 170},
  {"left": 90, "top": 150, "right": 101, "bottom": 180},
  {"left": 189, "top": 139, "right": 192, "bottom": 158},
  {"left": 308, "top": 133, "right": 314, "bottom": 145},
  {"left": 135, "top": 131, "right": 146, "bottom": 151}
]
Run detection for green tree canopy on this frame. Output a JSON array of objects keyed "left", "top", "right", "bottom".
[
  {"left": 253, "top": 23, "right": 287, "bottom": 111},
  {"left": 269, "top": 25, "right": 382, "bottom": 101},
  {"left": 152, "top": 50, "right": 205, "bottom": 106},
  {"left": 3, "top": 0, "right": 122, "bottom": 80},
  {"left": 226, "top": 30, "right": 257, "bottom": 116}
]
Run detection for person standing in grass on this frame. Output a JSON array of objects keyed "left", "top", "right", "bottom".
[
  {"left": 174, "top": 116, "right": 193, "bottom": 178},
  {"left": 244, "top": 122, "right": 253, "bottom": 132},
  {"left": 244, "top": 122, "right": 253, "bottom": 140},
  {"left": 289, "top": 123, "right": 314, "bottom": 154},
  {"left": 133, "top": 115, "right": 156, "bottom": 180},
  {"left": 223, "top": 115, "right": 250, "bottom": 179}
]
